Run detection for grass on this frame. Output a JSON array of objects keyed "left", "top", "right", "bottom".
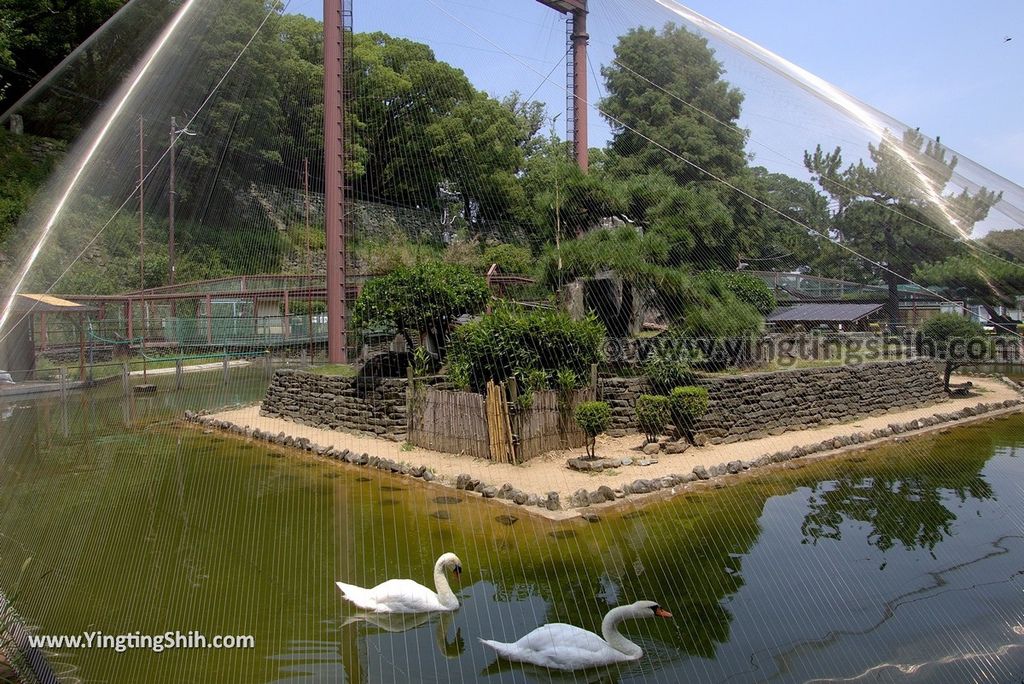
[
  {"left": 34, "top": 354, "right": 255, "bottom": 381},
  {"left": 308, "top": 363, "right": 357, "bottom": 377}
]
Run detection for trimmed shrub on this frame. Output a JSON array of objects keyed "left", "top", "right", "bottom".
[
  {"left": 446, "top": 305, "right": 604, "bottom": 393},
  {"left": 669, "top": 386, "right": 709, "bottom": 444},
  {"left": 353, "top": 261, "right": 489, "bottom": 355},
  {"left": 575, "top": 400, "right": 611, "bottom": 459},
  {"left": 635, "top": 394, "right": 670, "bottom": 444},
  {"left": 643, "top": 352, "right": 696, "bottom": 394}
]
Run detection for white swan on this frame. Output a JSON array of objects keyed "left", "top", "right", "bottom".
[
  {"left": 480, "top": 600, "right": 672, "bottom": 671},
  {"left": 335, "top": 552, "right": 462, "bottom": 613}
]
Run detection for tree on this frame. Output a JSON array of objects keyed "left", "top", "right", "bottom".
[
  {"left": 574, "top": 400, "right": 611, "bottom": 459},
  {"left": 635, "top": 394, "right": 670, "bottom": 445},
  {"left": 352, "top": 261, "right": 489, "bottom": 357},
  {"left": 601, "top": 23, "right": 747, "bottom": 185},
  {"left": 914, "top": 254, "right": 1024, "bottom": 305},
  {"left": 0, "top": 0, "right": 131, "bottom": 115},
  {"left": 980, "top": 229, "right": 1024, "bottom": 262},
  {"left": 918, "top": 313, "right": 988, "bottom": 392},
  {"left": 427, "top": 90, "right": 528, "bottom": 234},
  {"left": 668, "top": 386, "right": 708, "bottom": 445},
  {"left": 805, "top": 129, "right": 1001, "bottom": 326}
]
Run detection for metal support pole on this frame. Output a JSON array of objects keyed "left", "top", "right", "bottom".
[
  {"left": 324, "top": 0, "right": 349, "bottom": 364},
  {"left": 571, "top": 8, "right": 589, "bottom": 172},
  {"left": 169, "top": 117, "right": 176, "bottom": 288}
]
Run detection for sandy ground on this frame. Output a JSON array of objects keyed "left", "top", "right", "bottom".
[{"left": 207, "top": 375, "right": 1021, "bottom": 509}]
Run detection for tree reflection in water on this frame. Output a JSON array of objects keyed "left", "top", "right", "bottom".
[{"left": 801, "top": 436, "right": 995, "bottom": 552}]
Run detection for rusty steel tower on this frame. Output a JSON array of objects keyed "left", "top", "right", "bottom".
[
  {"left": 324, "top": 0, "right": 351, "bottom": 364},
  {"left": 536, "top": 0, "right": 589, "bottom": 171}
]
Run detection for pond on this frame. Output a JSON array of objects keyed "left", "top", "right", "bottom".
[{"left": 1, "top": 370, "right": 1023, "bottom": 682}]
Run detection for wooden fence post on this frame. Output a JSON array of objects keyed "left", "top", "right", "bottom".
[{"left": 175, "top": 358, "right": 183, "bottom": 390}]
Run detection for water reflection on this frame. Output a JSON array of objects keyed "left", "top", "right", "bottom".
[
  {"left": 801, "top": 439, "right": 995, "bottom": 552},
  {"left": 2, "top": 376, "right": 1024, "bottom": 682}
]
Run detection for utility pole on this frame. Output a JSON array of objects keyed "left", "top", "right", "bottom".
[
  {"left": 168, "top": 116, "right": 176, "bottom": 288},
  {"left": 138, "top": 117, "right": 145, "bottom": 294},
  {"left": 138, "top": 116, "right": 147, "bottom": 382}
]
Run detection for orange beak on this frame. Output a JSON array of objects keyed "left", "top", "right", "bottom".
[
  {"left": 655, "top": 607, "right": 673, "bottom": 618},
  {"left": 452, "top": 566, "right": 462, "bottom": 582}
]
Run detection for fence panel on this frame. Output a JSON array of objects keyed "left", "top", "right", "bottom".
[
  {"left": 516, "top": 388, "right": 593, "bottom": 462},
  {"left": 407, "top": 386, "right": 490, "bottom": 459}
]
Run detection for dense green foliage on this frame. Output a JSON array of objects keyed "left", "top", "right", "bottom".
[
  {"left": 643, "top": 350, "right": 697, "bottom": 394},
  {"left": 919, "top": 313, "right": 988, "bottom": 391},
  {"left": 915, "top": 254, "right": 1024, "bottom": 304},
  {"left": 574, "top": 400, "right": 611, "bottom": 459},
  {"left": 446, "top": 306, "right": 604, "bottom": 392},
  {"left": 635, "top": 394, "right": 670, "bottom": 444},
  {"left": 668, "top": 385, "right": 709, "bottom": 444},
  {"left": 696, "top": 271, "right": 777, "bottom": 316},
  {"left": 601, "top": 24, "right": 746, "bottom": 184},
  {"left": 352, "top": 262, "right": 489, "bottom": 354},
  {"left": 0, "top": 130, "right": 63, "bottom": 247}
]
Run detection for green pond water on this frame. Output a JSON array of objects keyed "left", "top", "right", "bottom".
[{"left": 2, "top": 370, "right": 1024, "bottom": 682}]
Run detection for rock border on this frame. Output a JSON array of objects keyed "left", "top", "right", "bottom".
[{"left": 184, "top": 394, "right": 1024, "bottom": 516}]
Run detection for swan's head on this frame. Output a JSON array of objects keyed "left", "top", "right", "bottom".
[
  {"left": 438, "top": 553, "right": 463, "bottom": 581},
  {"left": 630, "top": 600, "right": 672, "bottom": 619}
]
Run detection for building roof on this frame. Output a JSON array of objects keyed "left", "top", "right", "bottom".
[
  {"left": 767, "top": 303, "right": 884, "bottom": 323},
  {"left": 12, "top": 293, "right": 93, "bottom": 313}
]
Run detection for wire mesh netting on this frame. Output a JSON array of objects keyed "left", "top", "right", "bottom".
[{"left": 1, "top": 1, "right": 1024, "bottom": 682}]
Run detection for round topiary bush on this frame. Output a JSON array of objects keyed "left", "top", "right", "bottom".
[
  {"left": 575, "top": 400, "right": 611, "bottom": 459},
  {"left": 635, "top": 394, "right": 670, "bottom": 444},
  {"left": 668, "top": 386, "right": 709, "bottom": 444}
]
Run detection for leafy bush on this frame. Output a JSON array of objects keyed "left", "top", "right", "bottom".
[
  {"left": 353, "top": 261, "right": 489, "bottom": 355},
  {"left": 668, "top": 386, "right": 709, "bottom": 444},
  {"left": 919, "top": 313, "right": 989, "bottom": 391},
  {"left": 643, "top": 352, "right": 696, "bottom": 394},
  {"left": 574, "top": 400, "right": 611, "bottom": 459},
  {"left": 635, "top": 394, "right": 670, "bottom": 444},
  {"left": 446, "top": 305, "right": 604, "bottom": 392},
  {"left": 285, "top": 300, "right": 327, "bottom": 316},
  {"left": 555, "top": 368, "right": 579, "bottom": 393},
  {"left": 482, "top": 243, "right": 533, "bottom": 274},
  {"left": 697, "top": 270, "right": 777, "bottom": 316},
  {"left": 679, "top": 287, "right": 764, "bottom": 341}
]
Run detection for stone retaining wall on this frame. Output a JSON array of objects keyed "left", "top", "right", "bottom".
[
  {"left": 260, "top": 369, "right": 408, "bottom": 441},
  {"left": 600, "top": 359, "right": 946, "bottom": 444}
]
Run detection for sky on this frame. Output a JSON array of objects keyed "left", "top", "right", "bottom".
[{"left": 287, "top": 0, "right": 1023, "bottom": 227}]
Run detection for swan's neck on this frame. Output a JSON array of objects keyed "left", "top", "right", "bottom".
[
  {"left": 433, "top": 559, "right": 458, "bottom": 609},
  {"left": 601, "top": 607, "right": 643, "bottom": 658}
]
